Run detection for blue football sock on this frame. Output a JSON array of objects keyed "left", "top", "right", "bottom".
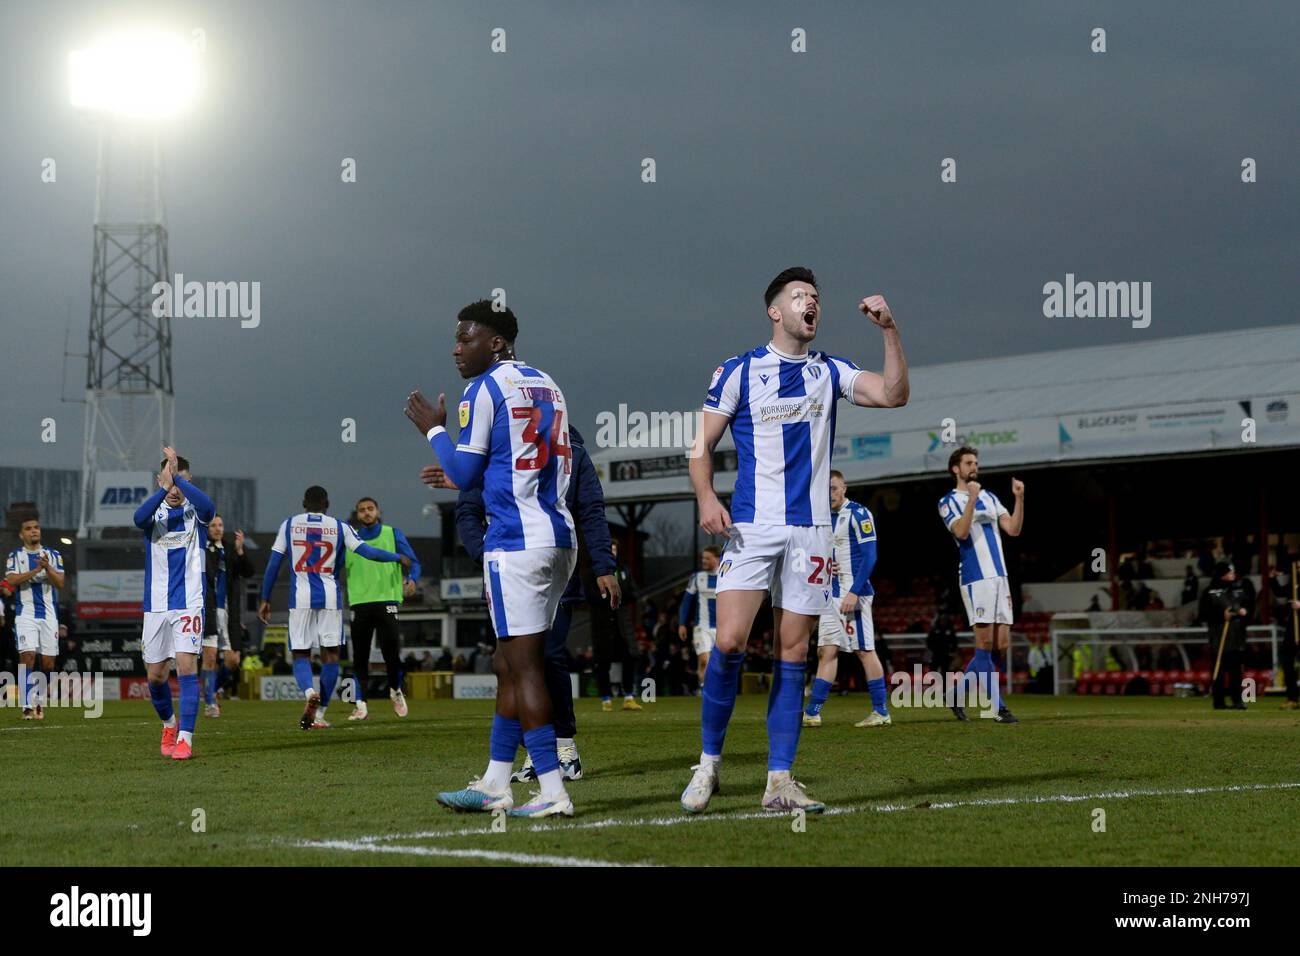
[
  {"left": 971, "top": 648, "right": 1000, "bottom": 711},
  {"left": 292, "top": 656, "right": 314, "bottom": 695},
  {"left": 522, "top": 724, "right": 560, "bottom": 775},
  {"left": 701, "top": 650, "right": 745, "bottom": 757},
  {"left": 767, "top": 660, "right": 806, "bottom": 772},
  {"left": 868, "top": 676, "right": 888, "bottom": 715},
  {"left": 321, "top": 662, "right": 340, "bottom": 706},
  {"left": 178, "top": 674, "right": 199, "bottom": 733},
  {"left": 204, "top": 669, "right": 217, "bottom": 705},
  {"left": 148, "top": 679, "right": 174, "bottom": 721},
  {"left": 490, "top": 715, "right": 523, "bottom": 762},
  {"left": 806, "top": 677, "right": 832, "bottom": 717}
]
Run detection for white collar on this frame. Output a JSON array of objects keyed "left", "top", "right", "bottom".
[{"left": 767, "top": 342, "right": 810, "bottom": 362}]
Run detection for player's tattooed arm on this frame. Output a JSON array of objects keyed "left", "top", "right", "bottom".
[
  {"left": 1000, "top": 479, "right": 1025, "bottom": 537},
  {"left": 689, "top": 410, "right": 732, "bottom": 536},
  {"left": 851, "top": 295, "right": 910, "bottom": 408}
]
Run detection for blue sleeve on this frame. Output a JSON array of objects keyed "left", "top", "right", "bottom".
[
  {"left": 391, "top": 527, "right": 421, "bottom": 581},
  {"left": 133, "top": 487, "right": 168, "bottom": 529},
  {"left": 355, "top": 543, "right": 400, "bottom": 563},
  {"left": 455, "top": 489, "right": 487, "bottom": 563},
  {"left": 430, "top": 429, "right": 488, "bottom": 491},
  {"left": 174, "top": 476, "right": 216, "bottom": 523},
  {"left": 571, "top": 442, "right": 615, "bottom": 577},
  {"left": 851, "top": 538, "right": 876, "bottom": 595},
  {"left": 259, "top": 550, "right": 284, "bottom": 602},
  {"left": 679, "top": 590, "right": 697, "bottom": 628}
]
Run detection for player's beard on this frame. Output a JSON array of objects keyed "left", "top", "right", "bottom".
[{"left": 784, "top": 310, "right": 818, "bottom": 342}]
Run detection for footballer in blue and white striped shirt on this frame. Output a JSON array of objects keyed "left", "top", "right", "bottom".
[
  {"left": 132, "top": 447, "right": 216, "bottom": 761},
  {"left": 6, "top": 512, "right": 65, "bottom": 718},
  {"left": 681, "top": 266, "right": 910, "bottom": 815},
  {"left": 405, "top": 298, "right": 578, "bottom": 819},
  {"left": 938, "top": 445, "right": 1025, "bottom": 722},
  {"left": 257, "top": 485, "right": 404, "bottom": 730}
]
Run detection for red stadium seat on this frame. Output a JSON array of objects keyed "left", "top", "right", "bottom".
[{"left": 1150, "top": 670, "right": 1169, "bottom": 695}]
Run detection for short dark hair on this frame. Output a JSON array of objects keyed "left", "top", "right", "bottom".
[
  {"left": 18, "top": 511, "right": 39, "bottom": 529},
  {"left": 703, "top": 544, "right": 722, "bottom": 559},
  {"left": 829, "top": 469, "right": 844, "bottom": 481},
  {"left": 458, "top": 299, "right": 518, "bottom": 343},
  {"left": 764, "top": 266, "right": 818, "bottom": 307},
  {"left": 161, "top": 454, "right": 192, "bottom": 473},
  {"left": 356, "top": 496, "right": 378, "bottom": 510},
  {"left": 303, "top": 485, "right": 329, "bottom": 511},
  {"left": 947, "top": 445, "right": 977, "bottom": 477}
]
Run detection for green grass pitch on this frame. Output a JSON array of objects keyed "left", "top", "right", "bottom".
[{"left": 5, "top": 694, "right": 1298, "bottom": 866}]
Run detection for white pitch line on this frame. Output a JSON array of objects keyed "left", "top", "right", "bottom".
[
  {"left": 292, "top": 837, "right": 653, "bottom": 867},
  {"left": 348, "top": 780, "right": 1300, "bottom": 843}
]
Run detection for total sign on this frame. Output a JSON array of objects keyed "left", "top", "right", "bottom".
[{"left": 92, "top": 471, "right": 155, "bottom": 527}]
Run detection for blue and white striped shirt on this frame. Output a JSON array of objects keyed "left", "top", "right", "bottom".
[
  {"left": 703, "top": 344, "right": 862, "bottom": 527},
  {"left": 6, "top": 548, "right": 62, "bottom": 621}
]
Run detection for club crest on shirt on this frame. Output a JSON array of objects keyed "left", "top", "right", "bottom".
[
  {"left": 718, "top": 559, "right": 732, "bottom": 577},
  {"left": 806, "top": 365, "right": 821, "bottom": 379},
  {"left": 458, "top": 401, "right": 470, "bottom": 428},
  {"left": 860, "top": 518, "right": 873, "bottom": 535}
]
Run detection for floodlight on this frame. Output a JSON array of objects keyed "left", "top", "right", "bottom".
[{"left": 69, "top": 28, "right": 199, "bottom": 120}]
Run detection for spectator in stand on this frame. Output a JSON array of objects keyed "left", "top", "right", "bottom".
[
  {"left": 1087, "top": 594, "right": 1102, "bottom": 612},
  {"left": 434, "top": 648, "right": 453, "bottom": 671},
  {"left": 1197, "top": 546, "right": 1216, "bottom": 578},
  {"left": 420, "top": 651, "right": 435, "bottom": 672},
  {"left": 1135, "top": 548, "right": 1155, "bottom": 580},
  {"left": 1147, "top": 589, "right": 1165, "bottom": 610},
  {"left": 1133, "top": 582, "right": 1153, "bottom": 611},
  {"left": 1180, "top": 566, "right": 1200, "bottom": 607},
  {"left": 452, "top": 654, "right": 467, "bottom": 673}
]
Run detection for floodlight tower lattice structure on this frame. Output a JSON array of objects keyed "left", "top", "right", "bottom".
[{"left": 78, "top": 123, "right": 175, "bottom": 537}]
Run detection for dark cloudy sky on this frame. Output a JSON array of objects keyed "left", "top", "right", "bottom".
[{"left": 2, "top": 0, "right": 1296, "bottom": 532}]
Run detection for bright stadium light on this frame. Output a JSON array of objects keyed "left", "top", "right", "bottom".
[{"left": 68, "top": 28, "right": 200, "bottom": 120}]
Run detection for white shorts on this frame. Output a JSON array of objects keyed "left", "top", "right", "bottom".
[
  {"left": 818, "top": 595, "right": 875, "bottom": 652},
  {"left": 202, "top": 608, "right": 231, "bottom": 650},
  {"left": 692, "top": 626, "right": 716, "bottom": 656},
  {"left": 15, "top": 618, "right": 58, "bottom": 656},
  {"left": 960, "top": 576, "right": 1014, "bottom": 626},
  {"left": 289, "top": 608, "right": 345, "bottom": 651},
  {"left": 715, "top": 523, "right": 833, "bottom": 617},
  {"left": 142, "top": 609, "right": 204, "bottom": 664},
  {"left": 483, "top": 547, "right": 578, "bottom": 639}
]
